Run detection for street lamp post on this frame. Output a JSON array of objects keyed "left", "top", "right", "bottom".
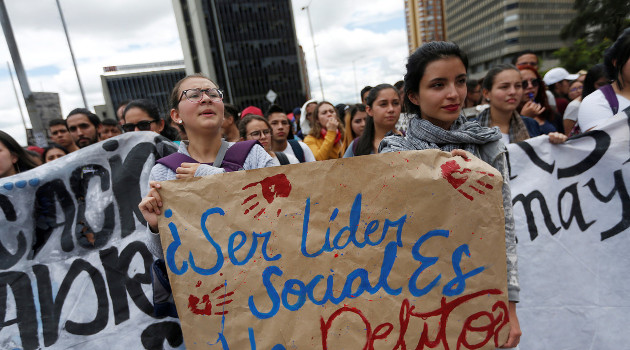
[
  {"left": 56, "top": 0, "right": 88, "bottom": 108},
  {"left": 301, "top": 3, "right": 325, "bottom": 100}
]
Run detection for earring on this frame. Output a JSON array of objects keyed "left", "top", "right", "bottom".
[{"left": 178, "top": 120, "right": 183, "bottom": 124}]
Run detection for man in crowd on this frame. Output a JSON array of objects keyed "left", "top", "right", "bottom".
[
  {"left": 48, "top": 119, "right": 79, "bottom": 153},
  {"left": 99, "top": 119, "right": 122, "bottom": 141},
  {"left": 266, "top": 105, "right": 315, "bottom": 163},
  {"left": 221, "top": 103, "right": 241, "bottom": 142},
  {"left": 512, "top": 49, "right": 559, "bottom": 112},
  {"left": 513, "top": 50, "right": 539, "bottom": 70},
  {"left": 66, "top": 108, "right": 101, "bottom": 148}
]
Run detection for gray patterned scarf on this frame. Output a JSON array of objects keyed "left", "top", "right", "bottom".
[{"left": 380, "top": 115, "right": 501, "bottom": 157}]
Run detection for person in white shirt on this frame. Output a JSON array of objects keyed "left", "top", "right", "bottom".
[{"left": 578, "top": 29, "right": 630, "bottom": 131}]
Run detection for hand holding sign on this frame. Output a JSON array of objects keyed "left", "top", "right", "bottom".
[
  {"left": 441, "top": 157, "right": 495, "bottom": 201},
  {"left": 241, "top": 174, "right": 292, "bottom": 218}
]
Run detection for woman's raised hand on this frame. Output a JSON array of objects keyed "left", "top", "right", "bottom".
[{"left": 138, "top": 181, "right": 162, "bottom": 232}]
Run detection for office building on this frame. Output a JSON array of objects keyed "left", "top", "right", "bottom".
[
  {"left": 405, "top": 0, "right": 447, "bottom": 53},
  {"left": 443, "top": 0, "right": 575, "bottom": 76},
  {"left": 101, "top": 60, "right": 186, "bottom": 120},
  {"left": 172, "top": 0, "right": 309, "bottom": 111}
]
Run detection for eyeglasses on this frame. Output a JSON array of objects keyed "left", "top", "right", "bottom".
[
  {"left": 247, "top": 129, "right": 271, "bottom": 139},
  {"left": 122, "top": 120, "right": 157, "bottom": 132},
  {"left": 522, "top": 78, "right": 540, "bottom": 89},
  {"left": 179, "top": 88, "right": 224, "bottom": 103},
  {"left": 570, "top": 86, "right": 583, "bottom": 93}
]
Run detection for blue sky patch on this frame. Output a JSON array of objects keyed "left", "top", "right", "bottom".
[
  {"left": 346, "top": 13, "right": 405, "bottom": 33},
  {"left": 27, "top": 65, "right": 61, "bottom": 77}
]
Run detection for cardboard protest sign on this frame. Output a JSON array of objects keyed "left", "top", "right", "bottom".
[
  {"left": 157, "top": 149, "right": 511, "bottom": 349},
  {"left": 507, "top": 112, "right": 630, "bottom": 349},
  {"left": 0, "top": 132, "right": 184, "bottom": 350}
]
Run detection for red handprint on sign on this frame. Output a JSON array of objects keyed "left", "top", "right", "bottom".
[
  {"left": 440, "top": 159, "right": 494, "bottom": 201},
  {"left": 188, "top": 281, "right": 234, "bottom": 316},
  {"left": 241, "top": 174, "right": 292, "bottom": 218}
]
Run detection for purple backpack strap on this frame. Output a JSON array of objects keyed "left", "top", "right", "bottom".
[
  {"left": 156, "top": 152, "right": 202, "bottom": 172},
  {"left": 221, "top": 140, "right": 260, "bottom": 172},
  {"left": 599, "top": 84, "right": 619, "bottom": 114}
]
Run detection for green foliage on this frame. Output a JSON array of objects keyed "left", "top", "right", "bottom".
[
  {"left": 553, "top": 38, "right": 613, "bottom": 72},
  {"left": 560, "top": 0, "right": 630, "bottom": 42}
]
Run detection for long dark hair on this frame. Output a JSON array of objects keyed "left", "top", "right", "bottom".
[
  {"left": 123, "top": 99, "right": 180, "bottom": 141},
  {"left": 0, "top": 130, "right": 37, "bottom": 175},
  {"left": 354, "top": 84, "right": 398, "bottom": 156},
  {"left": 604, "top": 28, "right": 630, "bottom": 90},
  {"left": 582, "top": 63, "right": 609, "bottom": 99},
  {"left": 404, "top": 41, "right": 468, "bottom": 117},
  {"left": 342, "top": 104, "right": 366, "bottom": 152}
]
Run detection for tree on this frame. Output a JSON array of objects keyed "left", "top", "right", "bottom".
[
  {"left": 555, "top": 0, "right": 629, "bottom": 71},
  {"left": 560, "top": 0, "right": 630, "bottom": 43},
  {"left": 554, "top": 38, "right": 613, "bottom": 72}
]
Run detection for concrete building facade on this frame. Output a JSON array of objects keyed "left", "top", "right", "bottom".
[{"left": 443, "top": 0, "right": 575, "bottom": 77}]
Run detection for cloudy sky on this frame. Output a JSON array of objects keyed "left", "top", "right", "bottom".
[{"left": 0, "top": 0, "right": 407, "bottom": 145}]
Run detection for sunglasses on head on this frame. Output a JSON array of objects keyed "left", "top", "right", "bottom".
[
  {"left": 522, "top": 78, "right": 540, "bottom": 89},
  {"left": 122, "top": 120, "right": 157, "bottom": 132}
]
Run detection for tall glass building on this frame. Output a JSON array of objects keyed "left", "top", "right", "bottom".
[{"left": 172, "top": 0, "right": 309, "bottom": 111}]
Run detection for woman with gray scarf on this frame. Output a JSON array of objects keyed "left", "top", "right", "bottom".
[{"left": 379, "top": 41, "right": 522, "bottom": 348}]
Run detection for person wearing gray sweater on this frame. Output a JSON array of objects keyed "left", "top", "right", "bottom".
[{"left": 379, "top": 41, "right": 522, "bottom": 348}]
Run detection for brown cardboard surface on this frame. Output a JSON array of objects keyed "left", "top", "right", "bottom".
[{"left": 157, "top": 149, "right": 510, "bottom": 349}]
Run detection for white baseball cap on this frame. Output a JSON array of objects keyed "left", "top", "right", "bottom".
[{"left": 543, "top": 67, "right": 579, "bottom": 86}]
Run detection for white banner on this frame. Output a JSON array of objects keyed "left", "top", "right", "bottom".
[
  {"left": 0, "top": 132, "right": 183, "bottom": 349},
  {"left": 507, "top": 112, "right": 630, "bottom": 349}
]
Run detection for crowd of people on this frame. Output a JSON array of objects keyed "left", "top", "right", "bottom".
[{"left": 2, "top": 26, "right": 630, "bottom": 350}]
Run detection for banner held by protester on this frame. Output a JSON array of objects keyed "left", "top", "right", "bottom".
[
  {"left": 158, "top": 149, "right": 511, "bottom": 349},
  {"left": 507, "top": 111, "right": 630, "bottom": 350},
  {"left": 0, "top": 132, "right": 183, "bottom": 350}
]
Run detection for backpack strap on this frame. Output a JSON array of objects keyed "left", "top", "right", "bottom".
[
  {"left": 274, "top": 151, "right": 290, "bottom": 165},
  {"left": 156, "top": 140, "right": 260, "bottom": 173},
  {"left": 212, "top": 140, "right": 230, "bottom": 167},
  {"left": 287, "top": 139, "right": 305, "bottom": 163},
  {"left": 156, "top": 152, "right": 201, "bottom": 172},
  {"left": 600, "top": 84, "right": 619, "bottom": 114},
  {"left": 221, "top": 140, "right": 260, "bottom": 172}
]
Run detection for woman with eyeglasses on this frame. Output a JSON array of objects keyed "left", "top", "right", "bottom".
[
  {"left": 139, "top": 73, "right": 273, "bottom": 259},
  {"left": 517, "top": 65, "right": 557, "bottom": 135},
  {"left": 121, "top": 99, "right": 180, "bottom": 141},
  {"left": 303, "top": 101, "right": 345, "bottom": 160},
  {"left": 239, "top": 114, "right": 299, "bottom": 165}
]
